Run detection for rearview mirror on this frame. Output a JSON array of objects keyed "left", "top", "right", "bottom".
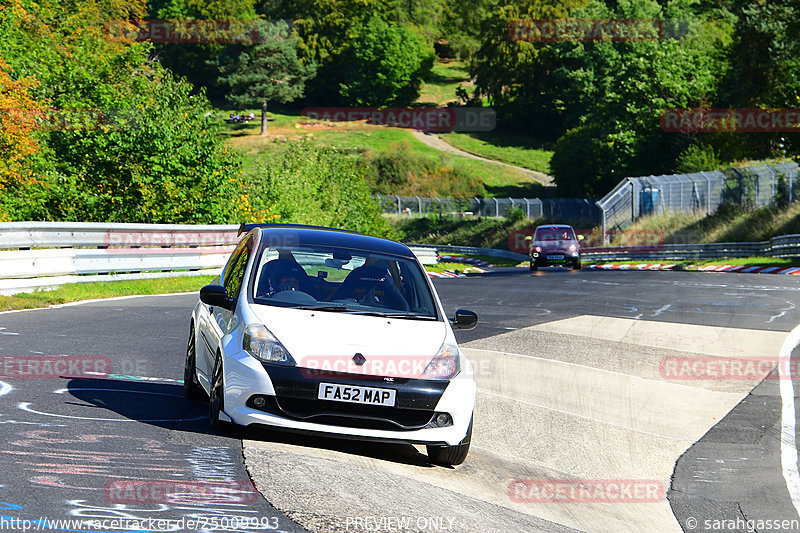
[
  {"left": 200, "top": 284, "right": 235, "bottom": 311},
  {"left": 452, "top": 309, "right": 478, "bottom": 330}
]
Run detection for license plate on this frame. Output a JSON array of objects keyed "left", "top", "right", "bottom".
[
  {"left": 318, "top": 383, "right": 396, "bottom": 407},
  {"left": 549, "top": 254, "right": 565, "bottom": 260}
]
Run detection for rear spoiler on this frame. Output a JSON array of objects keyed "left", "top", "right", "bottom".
[{"left": 237, "top": 223, "right": 356, "bottom": 236}]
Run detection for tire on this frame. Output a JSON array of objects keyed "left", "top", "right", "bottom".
[
  {"left": 183, "top": 324, "right": 204, "bottom": 401},
  {"left": 427, "top": 416, "right": 472, "bottom": 467},
  {"left": 573, "top": 260, "right": 582, "bottom": 270},
  {"left": 208, "top": 353, "right": 230, "bottom": 432},
  {"left": 529, "top": 261, "right": 537, "bottom": 271}
]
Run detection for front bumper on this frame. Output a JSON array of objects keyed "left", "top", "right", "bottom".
[
  {"left": 531, "top": 251, "right": 580, "bottom": 266},
  {"left": 221, "top": 349, "right": 476, "bottom": 446}
]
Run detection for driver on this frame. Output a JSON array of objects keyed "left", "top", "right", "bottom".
[{"left": 268, "top": 261, "right": 307, "bottom": 295}]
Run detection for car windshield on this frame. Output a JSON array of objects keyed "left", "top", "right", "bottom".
[
  {"left": 251, "top": 244, "right": 438, "bottom": 319},
  {"left": 535, "top": 228, "right": 575, "bottom": 241}
]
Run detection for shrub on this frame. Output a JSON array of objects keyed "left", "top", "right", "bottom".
[
  {"left": 365, "top": 142, "right": 485, "bottom": 197},
  {"left": 675, "top": 144, "right": 722, "bottom": 173},
  {"left": 245, "top": 140, "right": 394, "bottom": 238}
]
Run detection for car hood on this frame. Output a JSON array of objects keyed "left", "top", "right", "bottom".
[{"left": 250, "top": 305, "right": 449, "bottom": 378}]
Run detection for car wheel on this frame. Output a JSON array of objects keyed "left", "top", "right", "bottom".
[
  {"left": 208, "top": 353, "right": 230, "bottom": 432},
  {"left": 529, "top": 261, "right": 537, "bottom": 271},
  {"left": 427, "top": 415, "right": 472, "bottom": 466},
  {"left": 183, "top": 324, "right": 204, "bottom": 401},
  {"left": 573, "top": 260, "right": 582, "bottom": 270}
]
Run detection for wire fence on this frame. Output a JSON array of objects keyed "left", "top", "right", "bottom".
[
  {"left": 374, "top": 195, "right": 600, "bottom": 224},
  {"left": 596, "top": 161, "right": 800, "bottom": 244},
  {"left": 375, "top": 160, "right": 800, "bottom": 245}
]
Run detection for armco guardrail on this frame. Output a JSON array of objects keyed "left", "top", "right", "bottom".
[
  {"left": 582, "top": 234, "right": 800, "bottom": 262},
  {"left": 408, "top": 244, "right": 528, "bottom": 262},
  {"left": 0, "top": 222, "right": 240, "bottom": 295},
  {"left": 0, "top": 222, "right": 440, "bottom": 295},
  {"left": 412, "top": 236, "right": 800, "bottom": 264}
]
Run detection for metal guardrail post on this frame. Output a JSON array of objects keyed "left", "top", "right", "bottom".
[
  {"left": 435, "top": 197, "right": 442, "bottom": 220},
  {"left": 415, "top": 196, "right": 422, "bottom": 218},
  {"left": 395, "top": 195, "right": 401, "bottom": 216},
  {"left": 494, "top": 198, "right": 499, "bottom": 218},
  {"left": 769, "top": 165, "right": 776, "bottom": 202},
  {"left": 525, "top": 198, "right": 531, "bottom": 219},
  {"left": 700, "top": 172, "right": 712, "bottom": 213}
]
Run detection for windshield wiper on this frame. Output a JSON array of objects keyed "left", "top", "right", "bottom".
[
  {"left": 297, "top": 304, "right": 350, "bottom": 312},
  {"left": 344, "top": 311, "right": 436, "bottom": 320}
]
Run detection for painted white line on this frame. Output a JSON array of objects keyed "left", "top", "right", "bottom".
[
  {"left": 0, "top": 381, "right": 12, "bottom": 397},
  {"left": 779, "top": 323, "right": 800, "bottom": 518},
  {"left": 0, "top": 292, "right": 198, "bottom": 315}
]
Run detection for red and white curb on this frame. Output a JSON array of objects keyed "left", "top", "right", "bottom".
[
  {"left": 427, "top": 271, "right": 464, "bottom": 278},
  {"left": 587, "top": 263, "right": 800, "bottom": 275},
  {"left": 587, "top": 264, "right": 677, "bottom": 271},
  {"left": 694, "top": 265, "right": 800, "bottom": 275}
]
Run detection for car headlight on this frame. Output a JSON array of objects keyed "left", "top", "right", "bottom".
[
  {"left": 535, "top": 246, "right": 542, "bottom": 252},
  {"left": 244, "top": 324, "right": 295, "bottom": 365},
  {"left": 420, "top": 343, "right": 461, "bottom": 380}
]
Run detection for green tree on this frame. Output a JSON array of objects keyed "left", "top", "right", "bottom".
[
  {"left": 149, "top": 0, "right": 258, "bottom": 103},
  {"left": 0, "top": 0, "right": 246, "bottom": 223},
  {"left": 214, "top": 20, "right": 315, "bottom": 135},
  {"left": 338, "top": 17, "right": 434, "bottom": 106}
]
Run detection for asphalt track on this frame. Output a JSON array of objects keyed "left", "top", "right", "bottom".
[{"left": 1, "top": 268, "right": 800, "bottom": 532}]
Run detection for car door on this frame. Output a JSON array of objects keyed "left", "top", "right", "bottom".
[{"left": 199, "top": 235, "right": 254, "bottom": 381}]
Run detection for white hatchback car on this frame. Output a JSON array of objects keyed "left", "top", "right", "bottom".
[{"left": 185, "top": 224, "right": 478, "bottom": 466}]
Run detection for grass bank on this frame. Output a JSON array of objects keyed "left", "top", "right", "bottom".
[
  {"left": 438, "top": 131, "right": 553, "bottom": 175},
  {"left": 0, "top": 276, "right": 214, "bottom": 312}
]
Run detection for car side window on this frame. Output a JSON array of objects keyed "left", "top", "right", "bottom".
[{"left": 223, "top": 237, "right": 253, "bottom": 300}]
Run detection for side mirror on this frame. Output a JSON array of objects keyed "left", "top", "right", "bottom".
[
  {"left": 524, "top": 235, "right": 533, "bottom": 241},
  {"left": 200, "top": 284, "right": 236, "bottom": 311},
  {"left": 577, "top": 235, "right": 585, "bottom": 241},
  {"left": 452, "top": 309, "right": 478, "bottom": 330}
]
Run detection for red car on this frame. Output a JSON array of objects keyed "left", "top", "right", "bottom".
[{"left": 525, "top": 225, "right": 583, "bottom": 271}]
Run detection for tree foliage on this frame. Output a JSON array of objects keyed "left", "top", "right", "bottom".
[
  {"left": 0, "top": 57, "right": 44, "bottom": 199},
  {"left": 0, "top": 0, "right": 245, "bottom": 223},
  {"left": 214, "top": 20, "right": 315, "bottom": 116},
  {"left": 338, "top": 18, "right": 433, "bottom": 106},
  {"left": 246, "top": 140, "right": 393, "bottom": 237}
]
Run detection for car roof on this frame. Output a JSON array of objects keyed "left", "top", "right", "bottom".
[
  {"left": 251, "top": 224, "right": 416, "bottom": 259},
  {"left": 535, "top": 224, "right": 574, "bottom": 230}
]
